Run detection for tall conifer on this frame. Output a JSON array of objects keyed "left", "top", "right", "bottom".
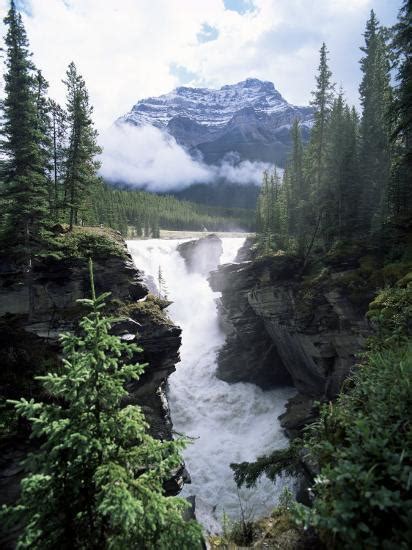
[
  {"left": 63, "top": 62, "right": 101, "bottom": 229},
  {"left": 0, "top": 1, "right": 49, "bottom": 256},
  {"left": 359, "top": 10, "right": 391, "bottom": 234},
  {"left": 304, "top": 43, "right": 335, "bottom": 250},
  {"left": 390, "top": 0, "right": 412, "bottom": 220}
]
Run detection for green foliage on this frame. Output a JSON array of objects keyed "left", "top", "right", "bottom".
[
  {"left": 255, "top": 8, "right": 410, "bottom": 262},
  {"left": 359, "top": 10, "right": 392, "bottom": 235},
  {"left": 306, "top": 42, "right": 335, "bottom": 194},
  {"left": 1, "top": 262, "right": 203, "bottom": 549},
  {"left": 211, "top": 503, "right": 255, "bottom": 548},
  {"left": 44, "top": 226, "right": 126, "bottom": 260},
  {"left": 231, "top": 284, "right": 412, "bottom": 548},
  {"left": 294, "top": 341, "right": 412, "bottom": 548},
  {"left": 290, "top": 286, "right": 412, "bottom": 548},
  {"left": 389, "top": 0, "right": 412, "bottom": 220},
  {"left": 63, "top": 62, "right": 102, "bottom": 229},
  {"left": 231, "top": 443, "right": 301, "bottom": 489},
  {"left": 118, "top": 294, "right": 174, "bottom": 327},
  {"left": 256, "top": 168, "right": 287, "bottom": 254},
  {"left": 367, "top": 282, "right": 412, "bottom": 346}
]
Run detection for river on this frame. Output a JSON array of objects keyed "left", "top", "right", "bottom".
[{"left": 127, "top": 237, "right": 295, "bottom": 529}]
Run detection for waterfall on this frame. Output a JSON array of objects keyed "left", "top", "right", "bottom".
[{"left": 127, "top": 238, "right": 295, "bottom": 528}]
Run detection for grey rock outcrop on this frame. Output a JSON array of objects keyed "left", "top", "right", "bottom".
[
  {"left": 209, "top": 249, "right": 371, "bottom": 431},
  {"left": 209, "top": 260, "right": 292, "bottom": 388},
  {"left": 177, "top": 234, "right": 223, "bottom": 275}
]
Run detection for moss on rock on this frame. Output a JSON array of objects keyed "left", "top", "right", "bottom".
[
  {"left": 118, "top": 294, "right": 174, "bottom": 327},
  {"left": 39, "top": 226, "right": 127, "bottom": 261}
]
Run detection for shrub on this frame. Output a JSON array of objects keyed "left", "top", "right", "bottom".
[{"left": 294, "top": 342, "right": 412, "bottom": 548}]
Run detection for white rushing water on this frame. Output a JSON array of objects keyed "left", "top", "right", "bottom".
[{"left": 127, "top": 238, "right": 295, "bottom": 528}]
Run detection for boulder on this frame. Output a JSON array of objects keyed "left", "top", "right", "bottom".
[{"left": 177, "top": 234, "right": 223, "bottom": 275}]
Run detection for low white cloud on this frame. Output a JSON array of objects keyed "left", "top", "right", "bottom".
[
  {"left": 99, "top": 123, "right": 272, "bottom": 191},
  {"left": 216, "top": 153, "right": 273, "bottom": 185},
  {"left": 99, "top": 124, "right": 211, "bottom": 191}
]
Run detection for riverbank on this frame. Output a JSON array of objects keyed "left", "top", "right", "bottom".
[{"left": 159, "top": 230, "right": 254, "bottom": 240}]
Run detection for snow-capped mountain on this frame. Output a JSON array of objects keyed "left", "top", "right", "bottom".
[{"left": 117, "top": 78, "right": 314, "bottom": 166}]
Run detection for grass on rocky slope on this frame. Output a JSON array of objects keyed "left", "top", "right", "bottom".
[{"left": 38, "top": 225, "right": 127, "bottom": 261}]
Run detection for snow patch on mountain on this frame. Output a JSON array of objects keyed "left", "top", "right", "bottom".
[
  {"left": 116, "top": 78, "right": 313, "bottom": 167},
  {"left": 119, "top": 78, "right": 312, "bottom": 131}
]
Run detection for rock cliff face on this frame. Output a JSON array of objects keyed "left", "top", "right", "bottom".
[
  {"left": 0, "top": 234, "right": 184, "bottom": 546},
  {"left": 209, "top": 247, "right": 371, "bottom": 434}
]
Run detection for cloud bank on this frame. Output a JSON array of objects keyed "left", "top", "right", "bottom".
[{"left": 99, "top": 124, "right": 272, "bottom": 192}]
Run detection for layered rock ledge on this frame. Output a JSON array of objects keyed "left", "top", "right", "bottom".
[{"left": 209, "top": 245, "right": 372, "bottom": 435}]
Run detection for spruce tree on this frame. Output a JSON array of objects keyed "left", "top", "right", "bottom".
[
  {"left": 63, "top": 62, "right": 101, "bottom": 230},
  {"left": 304, "top": 42, "right": 335, "bottom": 250},
  {"left": 389, "top": 0, "right": 412, "bottom": 221},
  {"left": 33, "top": 70, "right": 54, "bottom": 215},
  {"left": 307, "top": 43, "right": 335, "bottom": 192},
  {"left": 257, "top": 168, "right": 284, "bottom": 253},
  {"left": 285, "top": 119, "right": 307, "bottom": 254},
  {"left": 2, "top": 260, "right": 203, "bottom": 549},
  {"left": 48, "top": 100, "right": 68, "bottom": 221},
  {"left": 323, "top": 92, "right": 361, "bottom": 243},
  {"left": 359, "top": 10, "right": 392, "bottom": 235},
  {"left": 0, "top": 1, "right": 49, "bottom": 256}
]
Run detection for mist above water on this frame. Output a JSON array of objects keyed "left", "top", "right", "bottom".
[{"left": 127, "top": 238, "right": 295, "bottom": 529}]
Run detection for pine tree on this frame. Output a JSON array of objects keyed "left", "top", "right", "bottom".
[
  {"left": 48, "top": 100, "right": 68, "bottom": 221},
  {"left": 359, "top": 10, "right": 392, "bottom": 235},
  {"left": 324, "top": 92, "right": 361, "bottom": 243},
  {"left": 63, "top": 62, "right": 101, "bottom": 230},
  {"left": 307, "top": 43, "right": 335, "bottom": 192},
  {"left": 33, "top": 70, "right": 54, "bottom": 216},
  {"left": 0, "top": 1, "right": 49, "bottom": 256},
  {"left": 257, "top": 168, "right": 284, "bottom": 253},
  {"left": 389, "top": 0, "right": 412, "bottom": 221},
  {"left": 2, "top": 260, "right": 202, "bottom": 549},
  {"left": 285, "top": 119, "right": 307, "bottom": 254},
  {"left": 304, "top": 42, "right": 335, "bottom": 250}
]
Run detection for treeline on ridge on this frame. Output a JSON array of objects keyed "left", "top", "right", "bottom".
[{"left": 84, "top": 183, "right": 255, "bottom": 237}]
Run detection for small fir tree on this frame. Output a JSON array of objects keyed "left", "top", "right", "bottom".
[
  {"left": 2, "top": 260, "right": 202, "bottom": 549},
  {"left": 158, "top": 265, "right": 168, "bottom": 300}
]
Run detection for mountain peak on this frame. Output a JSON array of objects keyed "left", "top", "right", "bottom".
[{"left": 118, "top": 79, "right": 314, "bottom": 165}]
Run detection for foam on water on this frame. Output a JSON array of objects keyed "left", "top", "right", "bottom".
[{"left": 127, "top": 238, "right": 295, "bottom": 526}]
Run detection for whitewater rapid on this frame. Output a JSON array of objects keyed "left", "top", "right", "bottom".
[{"left": 127, "top": 238, "right": 295, "bottom": 527}]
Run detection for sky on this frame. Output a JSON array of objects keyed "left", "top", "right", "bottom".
[{"left": 0, "top": 0, "right": 402, "bottom": 132}]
